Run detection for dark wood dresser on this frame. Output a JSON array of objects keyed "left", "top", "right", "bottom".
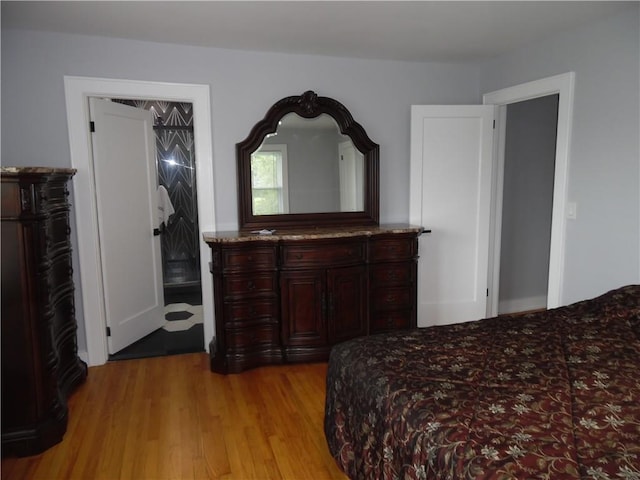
[
  {"left": 1, "top": 167, "right": 87, "bottom": 456},
  {"left": 204, "top": 225, "right": 422, "bottom": 374}
]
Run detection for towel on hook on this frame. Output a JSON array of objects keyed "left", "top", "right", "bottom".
[{"left": 157, "top": 185, "right": 175, "bottom": 227}]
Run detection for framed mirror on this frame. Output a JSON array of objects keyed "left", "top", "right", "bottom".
[{"left": 237, "top": 91, "right": 379, "bottom": 231}]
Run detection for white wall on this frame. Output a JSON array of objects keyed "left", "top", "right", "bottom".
[
  {"left": 1, "top": 29, "right": 480, "bottom": 228},
  {"left": 480, "top": 5, "right": 640, "bottom": 305},
  {"left": 1, "top": 28, "right": 480, "bottom": 352}
]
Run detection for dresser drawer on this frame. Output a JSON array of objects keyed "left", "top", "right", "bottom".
[
  {"left": 220, "top": 246, "right": 277, "bottom": 271},
  {"left": 223, "top": 273, "right": 277, "bottom": 299},
  {"left": 0, "top": 182, "right": 21, "bottom": 216},
  {"left": 372, "top": 286, "right": 413, "bottom": 311},
  {"left": 281, "top": 241, "right": 366, "bottom": 268},
  {"left": 225, "top": 325, "right": 280, "bottom": 350},
  {"left": 370, "top": 263, "right": 413, "bottom": 287},
  {"left": 224, "top": 300, "right": 278, "bottom": 327},
  {"left": 370, "top": 310, "right": 413, "bottom": 333},
  {"left": 369, "top": 237, "right": 415, "bottom": 262}
]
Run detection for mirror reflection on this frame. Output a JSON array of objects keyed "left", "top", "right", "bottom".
[{"left": 250, "top": 113, "right": 364, "bottom": 216}]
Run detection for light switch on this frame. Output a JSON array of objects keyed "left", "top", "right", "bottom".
[{"left": 567, "top": 202, "right": 577, "bottom": 220}]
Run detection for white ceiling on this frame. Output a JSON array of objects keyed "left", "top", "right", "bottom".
[{"left": 2, "top": 1, "right": 634, "bottom": 63}]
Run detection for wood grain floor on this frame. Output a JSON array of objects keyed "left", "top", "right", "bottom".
[{"left": 1, "top": 353, "right": 347, "bottom": 480}]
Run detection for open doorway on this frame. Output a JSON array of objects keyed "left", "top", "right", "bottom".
[
  {"left": 107, "top": 99, "right": 204, "bottom": 360},
  {"left": 498, "top": 95, "right": 559, "bottom": 315},
  {"left": 484, "top": 72, "right": 575, "bottom": 318},
  {"left": 410, "top": 73, "right": 574, "bottom": 325},
  {"left": 64, "top": 76, "right": 215, "bottom": 367}
]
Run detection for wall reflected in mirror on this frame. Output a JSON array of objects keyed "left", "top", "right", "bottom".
[{"left": 250, "top": 113, "right": 364, "bottom": 216}]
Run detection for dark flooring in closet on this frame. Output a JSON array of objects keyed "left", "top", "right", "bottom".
[{"left": 109, "top": 286, "right": 204, "bottom": 361}]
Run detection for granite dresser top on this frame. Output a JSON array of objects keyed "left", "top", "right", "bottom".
[
  {"left": 203, "top": 224, "right": 426, "bottom": 243},
  {"left": 1, "top": 166, "right": 77, "bottom": 175}
]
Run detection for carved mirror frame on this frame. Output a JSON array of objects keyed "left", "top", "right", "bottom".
[{"left": 237, "top": 90, "right": 379, "bottom": 231}]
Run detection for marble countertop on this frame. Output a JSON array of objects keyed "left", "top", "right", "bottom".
[
  {"left": 203, "top": 224, "right": 426, "bottom": 243},
  {"left": 1, "top": 166, "right": 77, "bottom": 175}
]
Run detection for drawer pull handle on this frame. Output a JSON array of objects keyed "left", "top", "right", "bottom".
[
  {"left": 295, "top": 253, "right": 303, "bottom": 260},
  {"left": 386, "top": 271, "right": 398, "bottom": 281},
  {"left": 247, "top": 281, "right": 256, "bottom": 290},
  {"left": 385, "top": 295, "right": 396, "bottom": 303},
  {"left": 20, "top": 186, "right": 33, "bottom": 212},
  {"left": 321, "top": 293, "right": 327, "bottom": 318},
  {"left": 386, "top": 317, "right": 394, "bottom": 326}
]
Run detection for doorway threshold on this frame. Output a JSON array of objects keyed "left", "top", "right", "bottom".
[{"left": 109, "top": 299, "right": 204, "bottom": 361}]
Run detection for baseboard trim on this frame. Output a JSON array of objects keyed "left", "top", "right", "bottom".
[
  {"left": 78, "top": 350, "right": 89, "bottom": 365},
  {"left": 498, "top": 295, "right": 547, "bottom": 315}
]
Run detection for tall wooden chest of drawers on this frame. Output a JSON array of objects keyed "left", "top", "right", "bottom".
[{"left": 1, "top": 167, "right": 87, "bottom": 456}]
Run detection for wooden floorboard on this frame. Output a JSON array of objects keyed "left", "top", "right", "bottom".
[{"left": 1, "top": 354, "right": 347, "bottom": 480}]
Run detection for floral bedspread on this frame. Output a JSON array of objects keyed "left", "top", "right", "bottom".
[{"left": 325, "top": 285, "right": 640, "bottom": 479}]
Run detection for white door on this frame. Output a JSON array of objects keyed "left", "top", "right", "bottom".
[
  {"left": 410, "top": 105, "right": 494, "bottom": 327},
  {"left": 89, "top": 98, "right": 165, "bottom": 354}
]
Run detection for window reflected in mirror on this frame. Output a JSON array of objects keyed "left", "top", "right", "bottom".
[
  {"left": 250, "top": 113, "right": 364, "bottom": 215},
  {"left": 251, "top": 144, "right": 289, "bottom": 215}
]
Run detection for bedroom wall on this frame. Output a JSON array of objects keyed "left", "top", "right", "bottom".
[
  {"left": 479, "top": 4, "right": 640, "bottom": 306},
  {"left": 1, "top": 29, "right": 480, "bottom": 228},
  {"left": 0, "top": 28, "right": 480, "bottom": 354}
]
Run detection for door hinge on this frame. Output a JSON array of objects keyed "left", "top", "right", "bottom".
[
  {"left": 90, "top": 121, "right": 96, "bottom": 132},
  {"left": 486, "top": 288, "right": 489, "bottom": 297},
  {"left": 106, "top": 326, "right": 111, "bottom": 337},
  {"left": 492, "top": 120, "right": 495, "bottom": 129}
]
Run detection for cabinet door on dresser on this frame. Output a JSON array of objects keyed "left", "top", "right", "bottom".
[
  {"left": 280, "top": 269, "right": 326, "bottom": 350},
  {"left": 280, "top": 265, "right": 368, "bottom": 358},
  {"left": 210, "top": 243, "right": 281, "bottom": 373},
  {"left": 280, "top": 237, "right": 367, "bottom": 362},
  {"left": 327, "top": 265, "right": 367, "bottom": 344},
  {"left": 369, "top": 234, "right": 419, "bottom": 333}
]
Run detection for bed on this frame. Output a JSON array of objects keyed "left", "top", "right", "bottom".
[{"left": 324, "top": 285, "right": 640, "bottom": 479}]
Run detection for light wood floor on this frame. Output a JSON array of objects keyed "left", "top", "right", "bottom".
[{"left": 1, "top": 353, "right": 347, "bottom": 480}]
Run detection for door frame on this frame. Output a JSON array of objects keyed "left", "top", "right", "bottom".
[
  {"left": 64, "top": 76, "right": 216, "bottom": 366},
  {"left": 483, "top": 72, "right": 575, "bottom": 316}
]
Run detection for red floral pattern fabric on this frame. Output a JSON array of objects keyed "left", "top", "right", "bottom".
[{"left": 325, "top": 285, "right": 640, "bottom": 479}]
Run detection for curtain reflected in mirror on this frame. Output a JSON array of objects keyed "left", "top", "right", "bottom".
[{"left": 250, "top": 113, "right": 364, "bottom": 215}]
